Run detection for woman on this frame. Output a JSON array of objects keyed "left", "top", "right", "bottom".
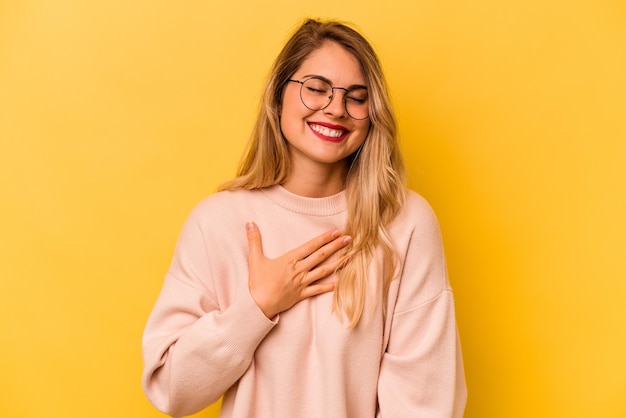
[{"left": 142, "top": 19, "right": 466, "bottom": 418}]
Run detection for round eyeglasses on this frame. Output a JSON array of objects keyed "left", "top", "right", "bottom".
[{"left": 287, "top": 77, "right": 370, "bottom": 120}]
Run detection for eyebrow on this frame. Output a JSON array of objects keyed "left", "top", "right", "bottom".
[{"left": 301, "top": 74, "right": 367, "bottom": 90}]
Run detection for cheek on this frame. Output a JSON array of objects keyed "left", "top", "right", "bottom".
[
  {"left": 280, "top": 93, "right": 314, "bottom": 136},
  {"left": 281, "top": 87, "right": 305, "bottom": 115},
  {"left": 279, "top": 104, "right": 301, "bottom": 143},
  {"left": 349, "top": 123, "right": 370, "bottom": 152},
  {"left": 355, "top": 121, "right": 371, "bottom": 141}
]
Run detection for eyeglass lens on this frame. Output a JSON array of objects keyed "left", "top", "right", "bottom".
[{"left": 299, "top": 78, "right": 369, "bottom": 120}]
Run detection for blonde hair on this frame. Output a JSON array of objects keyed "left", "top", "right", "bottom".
[{"left": 220, "top": 19, "right": 406, "bottom": 327}]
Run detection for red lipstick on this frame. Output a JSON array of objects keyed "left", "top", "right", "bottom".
[{"left": 308, "top": 122, "right": 350, "bottom": 142}]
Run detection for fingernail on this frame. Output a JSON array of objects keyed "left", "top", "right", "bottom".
[
  {"left": 246, "top": 222, "right": 256, "bottom": 233},
  {"left": 331, "top": 229, "right": 340, "bottom": 238},
  {"left": 343, "top": 236, "right": 352, "bottom": 244}
]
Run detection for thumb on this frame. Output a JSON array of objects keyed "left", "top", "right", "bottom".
[{"left": 246, "top": 221, "right": 263, "bottom": 260}]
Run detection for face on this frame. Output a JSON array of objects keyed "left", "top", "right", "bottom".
[{"left": 280, "top": 42, "right": 371, "bottom": 173}]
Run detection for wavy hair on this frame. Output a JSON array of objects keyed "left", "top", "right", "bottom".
[{"left": 219, "top": 19, "right": 406, "bottom": 327}]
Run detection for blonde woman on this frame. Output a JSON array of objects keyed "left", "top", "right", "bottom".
[{"left": 142, "top": 19, "right": 466, "bottom": 418}]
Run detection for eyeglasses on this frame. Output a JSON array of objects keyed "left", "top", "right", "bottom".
[{"left": 287, "top": 77, "right": 369, "bottom": 120}]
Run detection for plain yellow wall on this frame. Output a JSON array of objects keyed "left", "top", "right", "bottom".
[{"left": 1, "top": 0, "right": 624, "bottom": 417}]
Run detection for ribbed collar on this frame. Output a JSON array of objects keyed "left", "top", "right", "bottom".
[{"left": 260, "top": 185, "right": 346, "bottom": 216}]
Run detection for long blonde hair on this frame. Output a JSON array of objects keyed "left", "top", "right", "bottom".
[{"left": 220, "top": 19, "right": 406, "bottom": 327}]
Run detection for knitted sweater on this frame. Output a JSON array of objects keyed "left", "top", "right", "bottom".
[{"left": 142, "top": 185, "right": 466, "bottom": 418}]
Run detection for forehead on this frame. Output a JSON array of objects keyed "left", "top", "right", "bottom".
[{"left": 294, "top": 42, "right": 365, "bottom": 86}]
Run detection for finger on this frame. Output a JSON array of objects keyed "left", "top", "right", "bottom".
[
  {"left": 302, "top": 258, "right": 345, "bottom": 284},
  {"left": 300, "top": 280, "right": 336, "bottom": 300},
  {"left": 292, "top": 229, "right": 342, "bottom": 261},
  {"left": 299, "top": 235, "right": 352, "bottom": 271},
  {"left": 246, "top": 222, "right": 263, "bottom": 261}
]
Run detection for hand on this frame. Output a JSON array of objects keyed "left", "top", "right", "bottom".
[{"left": 246, "top": 221, "right": 351, "bottom": 319}]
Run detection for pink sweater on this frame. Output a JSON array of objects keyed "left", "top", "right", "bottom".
[{"left": 142, "top": 185, "right": 466, "bottom": 417}]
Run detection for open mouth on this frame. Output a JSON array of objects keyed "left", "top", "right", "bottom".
[{"left": 308, "top": 123, "right": 349, "bottom": 140}]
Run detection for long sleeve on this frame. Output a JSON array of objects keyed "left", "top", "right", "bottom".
[
  {"left": 377, "top": 193, "right": 467, "bottom": 417},
  {"left": 142, "top": 187, "right": 464, "bottom": 418},
  {"left": 141, "top": 204, "right": 277, "bottom": 417}
]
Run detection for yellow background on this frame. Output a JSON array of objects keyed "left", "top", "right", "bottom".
[{"left": 1, "top": 0, "right": 624, "bottom": 417}]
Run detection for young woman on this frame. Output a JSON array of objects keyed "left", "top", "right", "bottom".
[{"left": 142, "top": 19, "right": 466, "bottom": 418}]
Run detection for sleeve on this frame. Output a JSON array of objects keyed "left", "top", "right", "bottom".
[
  {"left": 377, "top": 197, "right": 467, "bottom": 418},
  {"left": 141, "top": 208, "right": 277, "bottom": 418}
]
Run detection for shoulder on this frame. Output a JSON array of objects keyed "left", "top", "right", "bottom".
[
  {"left": 387, "top": 190, "right": 450, "bottom": 310},
  {"left": 195, "top": 188, "right": 262, "bottom": 208},
  {"left": 183, "top": 188, "right": 266, "bottom": 231},
  {"left": 189, "top": 188, "right": 263, "bottom": 217},
  {"left": 386, "top": 189, "right": 446, "bottom": 267},
  {"left": 390, "top": 189, "right": 441, "bottom": 235},
  {"left": 404, "top": 189, "right": 436, "bottom": 216}
]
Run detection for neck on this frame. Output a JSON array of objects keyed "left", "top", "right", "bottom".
[{"left": 282, "top": 162, "right": 347, "bottom": 198}]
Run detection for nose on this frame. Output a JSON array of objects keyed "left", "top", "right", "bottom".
[{"left": 323, "top": 88, "right": 348, "bottom": 118}]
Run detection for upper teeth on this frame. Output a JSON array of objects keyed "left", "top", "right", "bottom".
[{"left": 310, "top": 124, "right": 345, "bottom": 138}]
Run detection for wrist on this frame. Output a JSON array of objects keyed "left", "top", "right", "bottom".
[{"left": 249, "top": 287, "right": 278, "bottom": 319}]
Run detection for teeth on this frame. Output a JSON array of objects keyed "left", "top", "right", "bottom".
[{"left": 310, "top": 123, "right": 345, "bottom": 138}]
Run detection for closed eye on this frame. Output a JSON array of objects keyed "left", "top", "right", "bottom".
[
  {"left": 306, "top": 87, "right": 329, "bottom": 94},
  {"left": 346, "top": 88, "right": 368, "bottom": 104},
  {"left": 346, "top": 96, "right": 366, "bottom": 104}
]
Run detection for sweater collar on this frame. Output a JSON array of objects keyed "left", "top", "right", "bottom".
[{"left": 261, "top": 185, "right": 346, "bottom": 216}]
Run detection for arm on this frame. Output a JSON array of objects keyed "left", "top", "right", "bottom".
[
  {"left": 142, "top": 212, "right": 276, "bottom": 417},
  {"left": 377, "top": 195, "right": 467, "bottom": 417},
  {"left": 377, "top": 291, "right": 466, "bottom": 417},
  {"left": 142, "top": 209, "right": 351, "bottom": 417}
]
